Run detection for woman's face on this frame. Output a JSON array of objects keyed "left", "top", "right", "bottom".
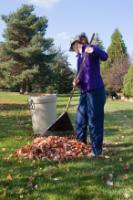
[{"left": 72, "top": 42, "right": 82, "bottom": 53}]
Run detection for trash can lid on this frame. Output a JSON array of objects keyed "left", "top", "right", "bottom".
[{"left": 29, "top": 94, "right": 57, "bottom": 104}]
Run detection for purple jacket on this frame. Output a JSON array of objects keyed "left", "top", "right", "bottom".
[{"left": 77, "top": 45, "right": 108, "bottom": 93}]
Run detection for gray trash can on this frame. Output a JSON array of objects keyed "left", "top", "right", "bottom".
[{"left": 29, "top": 94, "right": 57, "bottom": 135}]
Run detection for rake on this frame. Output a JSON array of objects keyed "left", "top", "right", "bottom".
[{"left": 45, "top": 33, "right": 95, "bottom": 136}]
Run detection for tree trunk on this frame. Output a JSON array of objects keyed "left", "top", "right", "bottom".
[
  {"left": 25, "top": 84, "right": 29, "bottom": 94},
  {"left": 19, "top": 82, "right": 25, "bottom": 94},
  {"left": 25, "top": 79, "right": 32, "bottom": 94}
]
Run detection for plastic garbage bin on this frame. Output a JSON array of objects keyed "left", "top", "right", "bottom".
[{"left": 29, "top": 94, "right": 57, "bottom": 135}]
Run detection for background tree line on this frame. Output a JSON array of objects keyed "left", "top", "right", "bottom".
[
  {"left": 92, "top": 30, "right": 133, "bottom": 97},
  {"left": 0, "top": 5, "right": 74, "bottom": 94},
  {"left": 0, "top": 4, "right": 132, "bottom": 96}
]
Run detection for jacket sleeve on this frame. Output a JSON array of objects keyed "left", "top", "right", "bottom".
[{"left": 92, "top": 45, "right": 108, "bottom": 61}]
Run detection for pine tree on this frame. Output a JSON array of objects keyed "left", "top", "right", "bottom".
[
  {"left": 50, "top": 49, "right": 74, "bottom": 94},
  {"left": 91, "top": 33, "right": 106, "bottom": 75},
  {"left": 0, "top": 4, "right": 54, "bottom": 93},
  {"left": 105, "top": 28, "right": 128, "bottom": 69},
  {"left": 123, "top": 65, "right": 133, "bottom": 97},
  {"left": 92, "top": 33, "right": 105, "bottom": 50},
  {"left": 103, "top": 28, "right": 129, "bottom": 92}
]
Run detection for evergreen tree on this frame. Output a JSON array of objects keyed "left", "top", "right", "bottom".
[
  {"left": 50, "top": 49, "right": 74, "bottom": 93},
  {"left": 91, "top": 33, "right": 106, "bottom": 75},
  {"left": 108, "top": 57, "right": 129, "bottom": 92},
  {"left": 92, "top": 33, "right": 105, "bottom": 50},
  {"left": 0, "top": 4, "right": 54, "bottom": 93},
  {"left": 123, "top": 65, "right": 133, "bottom": 97},
  {"left": 105, "top": 28, "right": 128, "bottom": 69},
  {"left": 103, "top": 28, "right": 129, "bottom": 92},
  {"left": 0, "top": 42, "right": 9, "bottom": 88}
]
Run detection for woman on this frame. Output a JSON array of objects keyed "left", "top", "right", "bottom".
[{"left": 70, "top": 33, "right": 108, "bottom": 157}]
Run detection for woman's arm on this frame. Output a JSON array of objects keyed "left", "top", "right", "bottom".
[{"left": 85, "top": 45, "right": 108, "bottom": 61}]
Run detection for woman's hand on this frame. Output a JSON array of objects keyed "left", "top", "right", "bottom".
[
  {"left": 73, "top": 78, "right": 80, "bottom": 87},
  {"left": 85, "top": 46, "right": 94, "bottom": 54}
]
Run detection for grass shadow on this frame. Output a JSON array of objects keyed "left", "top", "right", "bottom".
[{"left": 0, "top": 106, "right": 133, "bottom": 199}]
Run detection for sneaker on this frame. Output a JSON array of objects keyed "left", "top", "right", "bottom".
[{"left": 87, "top": 152, "right": 103, "bottom": 158}]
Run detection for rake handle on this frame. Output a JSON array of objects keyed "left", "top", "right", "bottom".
[
  {"left": 65, "top": 33, "right": 95, "bottom": 112},
  {"left": 76, "top": 33, "right": 95, "bottom": 80},
  {"left": 65, "top": 86, "right": 76, "bottom": 112}
]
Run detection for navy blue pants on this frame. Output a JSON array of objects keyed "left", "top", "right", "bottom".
[{"left": 75, "top": 87, "right": 106, "bottom": 155}]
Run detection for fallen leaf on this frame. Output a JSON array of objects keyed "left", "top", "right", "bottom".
[
  {"left": 119, "top": 157, "right": 123, "bottom": 162},
  {"left": 15, "top": 137, "right": 23, "bottom": 141},
  {"left": 6, "top": 174, "right": 13, "bottom": 181},
  {"left": 104, "top": 155, "right": 110, "bottom": 159},
  {"left": 1, "top": 148, "right": 6, "bottom": 152},
  {"left": 28, "top": 176, "right": 34, "bottom": 182},
  {"left": 32, "top": 160, "right": 36, "bottom": 164},
  {"left": 18, "top": 188, "right": 24, "bottom": 194},
  {"left": 19, "top": 194, "right": 24, "bottom": 199},
  {"left": 20, "top": 194, "right": 24, "bottom": 199},
  {"left": 123, "top": 174, "right": 129, "bottom": 180},
  {"left": 34, "top": 185, "right": 38, "bottom": 189},
  {"left": 124, "top": 192, "right": 130, "bottom": 199},
  {"left": 52, "top": 177, "right": 60, "bottom": 181},
  {"left": 123, "top": 164, "right": 129, "bottom": 171},
  {"left": 14, "top": 136, "right": 92, "bottom": 161},
  {"left": 106, "top": 180, "right": 114, "bottom": 186}
]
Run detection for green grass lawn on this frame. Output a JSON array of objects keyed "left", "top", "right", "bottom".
[{"left": 0, "top": 92, "right": 133, "bottom": 200}]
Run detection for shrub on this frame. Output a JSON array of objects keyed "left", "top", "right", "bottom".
[{"left": 123, "top": 65, "right": 133, "bottom": 97}]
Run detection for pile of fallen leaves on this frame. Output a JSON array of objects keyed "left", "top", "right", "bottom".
[{"left": 14, "top": 136, "right": 91, "bottom": 161}]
